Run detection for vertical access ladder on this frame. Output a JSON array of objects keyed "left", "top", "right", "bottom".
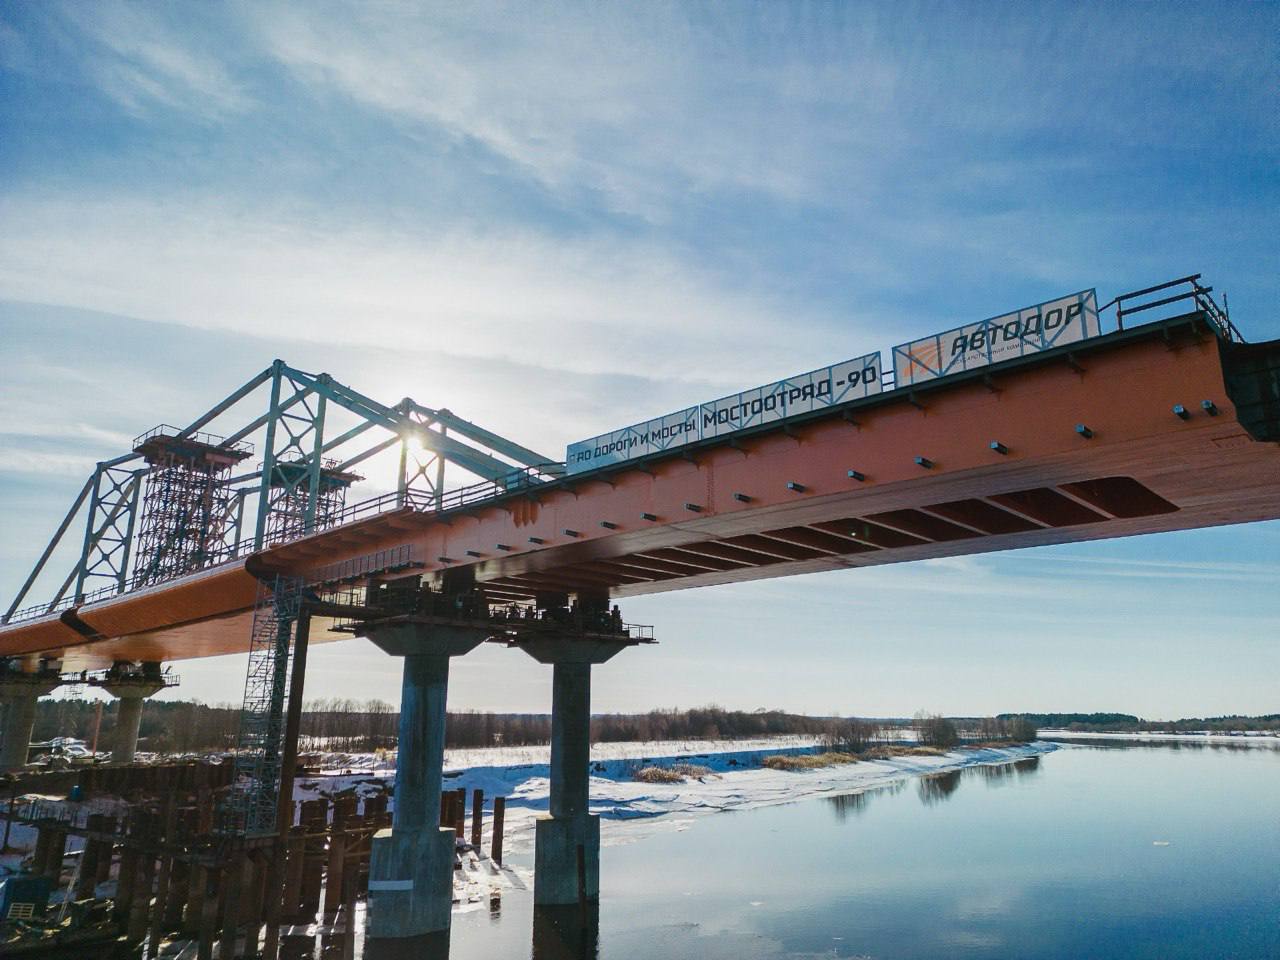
[{"left": 223, "top": 575, "right": 305, "bottom": 836}]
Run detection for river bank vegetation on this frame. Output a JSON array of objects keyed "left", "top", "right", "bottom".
[
  {"left": 27, "top": 698, "right": 1273, "bottom": 757},
  {"left": 1008, "top": 712, "right": 1280, "bottom": 733},
  {"left": 759, "top": 714, "right": 1040, "bottom": 771}
]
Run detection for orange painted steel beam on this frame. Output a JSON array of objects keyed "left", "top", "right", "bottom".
[{"left": 2, "top": 318, "right": 1278, "bottom": 666}]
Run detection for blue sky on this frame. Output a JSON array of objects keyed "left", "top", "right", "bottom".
[{"left": 1, "top": 2, "right": 1277, "bottom": 718}]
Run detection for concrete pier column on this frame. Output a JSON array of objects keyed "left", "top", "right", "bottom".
[
  {"left": 364, "top": 623, "right": 487, "bottom": 944},
  {"left": 97, "top": 662, "right": 166, "bottom": 764},
  {"left": 515, "top": 638, "right": 630, "bottom": 906},
  {"left": 0, "top": 666, "right": 61, "bottom": 771},
  {"left": 113, "top": 695, "right": 146, "bottom": 764},
  {"left": 549, "top": 662, "right": 591, "bottom": 821}
]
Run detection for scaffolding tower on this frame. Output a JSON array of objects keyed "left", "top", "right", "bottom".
[
  {"left": 264, "top": 459, "right": 362, "bottom": 545},
  {"left": 223, "top": 574, "right": 305, "bottom": 836},
  {"left": 131, "top": 427, "right": 253, "bottom": 586}
]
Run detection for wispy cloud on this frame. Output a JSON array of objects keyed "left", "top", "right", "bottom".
[
  {"left": 54, "top": 2, "right": 249, "bottom": 119},
  {"left": 0, "top": 194, "right": 861, "bottom": 389},
  {"left": 1012, "top": 553, "right": 1280, "bottom": 581},
  {"left": 0, "top": 444, "right": 100, "bottom": 478}
]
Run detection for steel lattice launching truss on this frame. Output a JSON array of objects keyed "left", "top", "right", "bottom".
[{"left": 2, "top": 359, "right": 564, "bottom": 624}]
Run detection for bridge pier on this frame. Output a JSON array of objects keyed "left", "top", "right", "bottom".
[
  {"left": 515, "top": 636, "right": 630, "bottom": 906},
  {"left": 364, "top": 622, "right": 487, "bottom": 944},
  {"left": 0, "top": 662, "right": 60, "bottom": 771},
  {"left": 97, "top": 661, "right": 167, "bottom": 764}
]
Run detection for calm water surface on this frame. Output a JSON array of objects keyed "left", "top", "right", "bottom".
[{"left": 446, "top": 742, "right": 1279, "bottom": 959}]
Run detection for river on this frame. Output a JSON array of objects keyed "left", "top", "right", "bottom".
[{"left": 440, "top": 739, "right": 1280, "bottom": 959}]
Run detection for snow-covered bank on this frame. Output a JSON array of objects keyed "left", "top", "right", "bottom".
[
  {"left": 298, "top": 738, "right": 1059, "bottom": 859},
  {"left": 1042, "top": 729, "right": 1280, "bottom": 745}
]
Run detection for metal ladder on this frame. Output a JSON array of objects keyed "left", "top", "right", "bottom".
[{"left": 223, "top": 574, "right": 304, "bottom": 836}]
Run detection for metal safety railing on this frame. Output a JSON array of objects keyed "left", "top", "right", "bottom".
[
  {"left": 4, "top": 535, "right": 264, "bottom": 624},
  {"left": 1103, "top": 273, "right": 1242, "bottom": 343},
  {"left": 132, "top": 424, "right": 254, "bottom": 455},
  {"left": 326, "top": 463, "right": 560, "bottom": 529}
]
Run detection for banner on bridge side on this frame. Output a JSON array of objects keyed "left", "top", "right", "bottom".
[
  {"left": 565, "top": 351, "right": 882, "bottom": 474},
  {"left": 891, "top": 289, "right": 1100, "bottom": 388}
]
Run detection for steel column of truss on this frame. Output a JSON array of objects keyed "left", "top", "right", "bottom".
[
  {"left": 222, "top": 410, "right": 376, "bottom": 489},
  {"left": 397, "top": 405, "right": 447, "bottom": 509},
  {"left": 230, "top": 490, "right": 248, "bottom": 558},
  {"left": 253, "top": 361, "right": 286, "bottom": 550},
  {"left": 70, "top": 463, "right": 144, "bottom": 604},
  {"left": 260, "top": 369, "right": 332, "bottom": 544},
  {"left": 304, "top": 393, "right": 327, "bottom": 533},
  {"left": 223, "top": 380, "right": 313, "bottom": 451}
]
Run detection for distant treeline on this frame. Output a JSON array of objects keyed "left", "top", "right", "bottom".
[
  {"left": 1000, "top": 712, "right": 1280, "bottom": 733},
  {"left": 998, "top": 713, "right": 1140, "bottom": 730},
  {"left": 29, "top": 699, "right": 835, "bottom": 755},
  {"left": 29, "top": 699, "right": 1272, "bottom": 757}
]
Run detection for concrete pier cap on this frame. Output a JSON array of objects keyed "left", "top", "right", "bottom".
[
  {"left": 96, "top": 661, "right": 169, "bottom": 764},
  {"left": 364, "top": 618, "right": 489, "bottom": 943}
]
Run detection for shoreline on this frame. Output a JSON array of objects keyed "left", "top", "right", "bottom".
[
  {"left": 1041, "top": 729, "right": 1280, "bottom": 745},
  {"left": 299, "top": 737, "right": 1061, "bottom": 859}
]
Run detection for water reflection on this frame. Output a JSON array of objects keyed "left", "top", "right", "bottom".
[
  {"left": 1045, "top": 736, "right": 1280, "bottom": 755},
  {"left": 1013, "top": 755, "right": 1041, "bottom": 775},
  {"left": 827, "top": 758, "right": 1043, "bottom": 818},
  {"left": 965, "top": 756, "right": 1041, "bottom": 788},
  {"left": 971, "top": 762, "right": 1016, "bottom": 785},
  {"left": 916, "top": 769, "right": 962, "bottom": 805},
  {"left": 828, "top": 789, "right": 870, "bottom": 820},
  {"left": 363, "top": 928, "right": 451, "bottom": 960},
  {"left": 532, "top": 903, "right": 600, "bottom": 960},
  {"left": 827, "top": 780, "right": 905, "bottom": 822}
]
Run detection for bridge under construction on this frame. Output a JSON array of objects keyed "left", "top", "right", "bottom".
[{"left": 0, "top": 274, "right": 1277, "bottom": 949}]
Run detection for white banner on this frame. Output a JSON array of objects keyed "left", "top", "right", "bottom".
[
  {"left": 892, "top": 289, "right": 1099, "bottom": 387},
  {"left": 566, "top": 352, "right": 882, "bottom": 474},
  {"left": 566, "top": 287, "right": 1101, "bottom": 474},
  {"left": 565, "top": 406, "right": 699, "bottom": 473},
  {"left": 699, "top": 353, "right": 881, "bottom": 440}
]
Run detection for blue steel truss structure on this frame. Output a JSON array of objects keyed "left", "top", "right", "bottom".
[{"left": 2, "top": 359, "right": 563, "bottom": 624}]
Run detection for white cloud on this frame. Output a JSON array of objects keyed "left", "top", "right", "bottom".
[
  {"left": 56, "top": 1, "right": 249, "bottom": 118},
  {"left": 243, "top": 2, "right": 866, "bottom": 217},
  {"left": 0, "top": 445, "right": 99, "bottom": 478},
  {"left": 0, "top": 194, "right": 866, "bottom": 390}
]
